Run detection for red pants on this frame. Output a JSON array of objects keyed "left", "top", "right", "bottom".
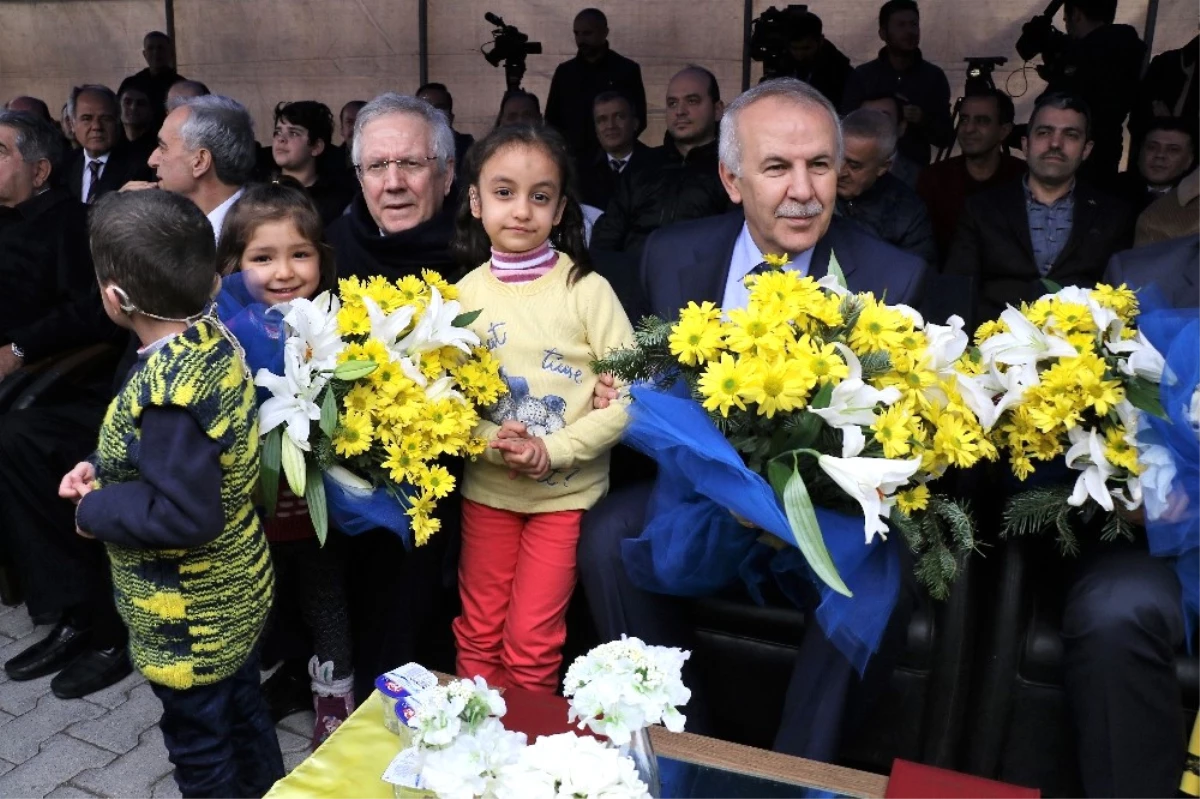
[{"left": 453, "top": 499, "right": 582, "bottom": 693}]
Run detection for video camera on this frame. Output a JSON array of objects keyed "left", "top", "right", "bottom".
[
  {"left": 483, "top": 12, "right": 542, "bottom": 90},
  {"left": 1015, "top": 0, "right": 1072, "bottom": 84},
  {"left": 749, "top": 4, "right": 810, "bottom": 80},
  {"left": 964, "top": 56, "right": 1008, "bottom": 93}
]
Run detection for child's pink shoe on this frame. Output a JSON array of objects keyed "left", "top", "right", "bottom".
[{"left": 309, "top": 656, "right": 354, "bottom": 750}]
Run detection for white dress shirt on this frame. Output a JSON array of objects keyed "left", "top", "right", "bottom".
[
  {"left": 607, "top": 152, "right": 632, "bottom": 173},
  {"left": 721, "top": 222, "right": 814, "bottom": 310},
  {"left": 81, "top": 152, "right": 111, "bottom": 200},
  {"left": 206, "top": 188, "right": 244, "bottom": 242}
]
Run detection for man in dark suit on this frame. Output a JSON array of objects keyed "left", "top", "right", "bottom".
[
  {"left": 62, "top": 85, "right": 154, "bottom": 204},
  {"left": 946, "top": 91, "right": 1132, "bottom": 325},
  {"left": 577, "top": 91, "right": 651, "bottom": 212},
  {"left": 1103, "top": 235, "right": 1199, "bottom": 308},
  {"left": 580, "top": 78, "right": 926, "bottom": 763}
]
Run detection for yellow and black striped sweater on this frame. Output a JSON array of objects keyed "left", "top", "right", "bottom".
[{"left": 79, "top": 319, "right": 274, "bottom": 689}]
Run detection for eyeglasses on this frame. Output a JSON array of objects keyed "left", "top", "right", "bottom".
[{"left": 356, "top": 156, "right": 439, "bottom": 178}]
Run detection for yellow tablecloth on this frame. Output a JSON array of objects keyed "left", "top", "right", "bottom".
[{"left": 267, "top": 691, "right": 398, "bottom": 799}]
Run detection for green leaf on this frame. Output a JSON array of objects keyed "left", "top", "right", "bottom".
[
  {"left": 1125, "top": 376, "right": 1167, "bottom": 419},
  {"left": 767, "top": 458, "right": 792, "bottom": 498},
  {"left": 780, "top": 466, "right": 853, "bottom": 597},
  {"left": 281, "top": 434, "right": 308, "bottom": 497},
  {"left": 333, "top": 359, "right": 378, "bottom": 381},
  {"left": 809, "top": 382, "right": 834, "bottom": 410},
  {"left": 826, "top": 252, "right": 848, "bottom": 290},
  {"left": 452, "top": 309, "right": 482, "bottom": 328},
  {"left": 306, "top": 462, "right": 328, "bottom": 546},
  {"left": 319, "top": 387, "right": 339, "bottom": 438},
  {"left": 1040, "top": 277, "right": 1064, "bottom": 294},
  {"left": 260, "top": 427, "right": 282, "bottom": 517}
]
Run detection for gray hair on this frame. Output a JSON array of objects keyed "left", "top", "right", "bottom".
[
  {"left": 0, "top": 110, "right": 65, "bottom": 170},
  {"left": 351, "top": 92, "right": 455, "bottom": 174},
  {"left": 67, "top": 84, "right": 118, "bottom": 121},
  {"left": 718, "top": 78, "right": 843, "bottom": 177},
  {"left": 840, "top": 108, "right": 898, "bottom": 161},
  {"left": 177, "top": 95, "right": 257, "bottom": 187}
]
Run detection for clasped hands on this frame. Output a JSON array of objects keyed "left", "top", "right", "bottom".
[
  {"left": 58, "top": 461, "right": 97, "bottom": 539},
  {"left": 490, "top": 421, "right": 551, "bottom": 481}
]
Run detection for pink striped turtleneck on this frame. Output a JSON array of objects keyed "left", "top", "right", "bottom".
[{"left": 489, "top": 241, "right": 557, "bottom": 283}]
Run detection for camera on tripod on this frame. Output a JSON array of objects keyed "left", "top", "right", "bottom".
[
  {"left": 964, "top": 56, "right": 1008, "bottom": 92},
  {"left": 483, "top": 12, "right": 542, "bottom": 90},
  {"left": 748, "top": 4, "right": 810, "bottom": 80}
]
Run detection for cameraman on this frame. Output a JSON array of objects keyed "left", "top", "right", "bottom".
[
  {"left": 770, "top": 11, "right": 853, "bottom": 108},
  {"left": 545, "top": 8, "right": 647, "bottom": 163},
  {"left": 1021, "top": 0, "right": 1145, "bottom": 180}
]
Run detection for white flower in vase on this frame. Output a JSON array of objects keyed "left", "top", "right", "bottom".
[
  {"left": 419, "top": 717, "right": 526, "bottom": 799},
  {"left": 496, "top": 733, "right": 650, "bottom": 799}
]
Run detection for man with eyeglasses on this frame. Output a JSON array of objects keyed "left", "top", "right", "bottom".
[
  {"left": 326, "top": 92, "right": 459, "bottom": 285},
  {"left": 272, "top": 101, "right": 354, "bottom": 225},
  {"left": 323, "top": 94, "right": 463, "bottom": 704}
]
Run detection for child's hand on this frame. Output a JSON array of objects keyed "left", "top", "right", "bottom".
[
  {"left": 490, "top": 437, "right": 551, "bottom": 481},
  {"left": 593, "top": 374, "right": 619, "bottom": 410},
  {"left": 495, "top": 420, "right": 530, "bottom": 441},
  {"left": 59, "top": 461, "right": 95, "bottom": 504}
]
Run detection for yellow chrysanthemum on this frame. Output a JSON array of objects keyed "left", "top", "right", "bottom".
[
  {"left": 382, "top": 441, "right": 420, "bottom": 482},
  {"left": 343, "top": 384, "right": 379, "bottom": 414},
  {"left": 739, "top": 356, "right": 815, "bottom": 418},
  {"left": 333, "top": 410, "right": 374, "bottom": 457},
  {"left": 669, "top": 302, "right": 726, "bottom": 366},
  {"left": 762, "top": 253, "right": 791, "bottom": 269},
  {"left": 931, "top": 412, "right": 984, "bottom": 469},
  {"left": 395, "top": 275, "right": 428, "bottom": 306},
  {"left": 364, "top": 275, "right": 405, "bottom": 313},
  {"left": 1091, "top": 283, "right": 1138, "bottom": 322},
  {"left": 1104, "top": 425, "right": 1141, "bottom": 473},
  {"left": 849, "top": 297, "right": 908, "bottom": 354},
  {"left": 414, "top": 463, "right": 456, "bottom": 499},
  {"left": 725, "top": 305, "right": 791, "bottom": 358},
  {"left": 1010, "top": 454, "right": 1035, "bottom": 480},
  {"left": 338, "top": 277, "right": 367, "bottom": 308},
  {"left": 872, "top": 403, "right": 916, "bottom": 458},
  {"left": 698, "top": 353, "right": 753, "bottom": 417},
  {"left": 973, "top": 318, "right": 1007, "bottom": 344},
  {"left": 896, "top": 484, "right": 930, "bottom": 514},
  {"left": 805, "top": 338, "right": 849, "bottom": 385},
  {"left": 411, "top": 513, "right": 441, "bottom": 547},
  {"left": 337, "top": 303, "right": 371, "bottom": 337},
  {"left": 422, "top": 269, "right": 457, "bottom": 301}
]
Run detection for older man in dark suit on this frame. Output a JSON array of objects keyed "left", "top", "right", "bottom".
[
  {"left": 580, "top": 78, "right": 926, "bottom": 763},
  {"left": 61, "top": 86, "right": 154, "bottom": 203}
]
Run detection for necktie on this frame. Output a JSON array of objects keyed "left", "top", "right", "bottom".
[
  {"left": 611, "top": 158, "right": 626, "bottom": 174},
  {"left": 749, "top": 260, "right": 773, "bottom": 277},
  {"left": 86, "top": 160, "right": 103, "bottom": 204}
]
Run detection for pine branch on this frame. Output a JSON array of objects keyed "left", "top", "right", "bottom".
[
  {"left": 1100, "top": 510, "right": 1136, "bottom": 544},
  {"left": 591, "top": 316, "right": 678, "bottom": 384},
  {"left": 1001, "top": 486, "right": 1074, "bottom": 538},
  {"left": 858, "top": 350, "right": 893, "bottom": 379}
]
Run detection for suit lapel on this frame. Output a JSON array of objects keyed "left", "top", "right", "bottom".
[
  {"left": 1052, "top": 183, "right": 1097, "bottom": 273},
  {"left": 677, "top": 212, "right": 742, "bottom": 307},
  {"left": 808, "top": 218, "right": 860, "bottom": 285},
  {"left": 1002, "top": 182, "right": 1035, "bottom": 267},
  {"left": 68, "top": 154, "right": 84, "bottom": 201}
]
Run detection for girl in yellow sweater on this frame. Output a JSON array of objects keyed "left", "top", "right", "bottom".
[{"left": 450, "top": 125, "right": 635, "bottom": 692}]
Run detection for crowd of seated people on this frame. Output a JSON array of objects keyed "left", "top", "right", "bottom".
[{"left": 0, "top": 1, "right": 1196, "bottom": 796}]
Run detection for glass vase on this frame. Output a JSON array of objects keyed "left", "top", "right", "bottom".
[{"left": 620, "top": 727, "right": 661, "bottom": 798}]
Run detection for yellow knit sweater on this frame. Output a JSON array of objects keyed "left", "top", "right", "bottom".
[{"left": 456, "top": 254, "right": 634, "bottom": 513}]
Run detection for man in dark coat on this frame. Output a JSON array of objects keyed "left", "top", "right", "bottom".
[{"left": 576, "top": 91, "right": 652, "bottom": 212}]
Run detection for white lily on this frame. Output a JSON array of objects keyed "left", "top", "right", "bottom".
[
  {"left": 399, "top": 355, "right": 428, "bottom": 388},
  {"left": 816, "top": 274, "right": 849, "bottom": 296},
  {"left": 978, "top": 307, "right": 1077, "bottom": 369},
  {"left": 425, "top": 375, "right": 465, "bottom": 402},
  {"left": 956, "top": 361, "right": 1039, "bottom": 430},
  {"left": 1138, "top": 441, "right": 1177, "bottom": 520},
  {"left": 808, "top": 381, "right": 902, "bottom": 457},
  {"left": 396, "top": 286, "right": 480, "bottom": 356},
  {"left": 1106, "top": 329, "right": 1166, "bottom": 383},
  {"left": 255, "top": 346, "right": 325, "bottom": 449},
  {"left": 924, "top": 315, "right": 970, "bottom": 373},
  {"left": 326, "top": 465, "right": 373, "bottom": 497},
  {"left": 361, "top": 296, "right": 417, "bottom": 349},
  {"left": 816, "top": 452, "right": 923, "bottom": 543},
  {"left": 1064, "top": 427, "right": 1117, "bottom": 511},
  {"left": 1046, "top": 285, "right": 1119, "bottom": 334},
  {"left": 281, "top": 292, "right": 344, "bottom": 371}
]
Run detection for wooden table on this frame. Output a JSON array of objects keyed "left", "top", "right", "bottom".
[{"left": 267, "top": 677, "right": 890, "bottom": 798}]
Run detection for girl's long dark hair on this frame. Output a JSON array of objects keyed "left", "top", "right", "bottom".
[
  {"left": 216, "top": 178, "right": 337, "bottom": 295},
  {"left": 450, "top": 125, "right": 593, "bottom": 286}
]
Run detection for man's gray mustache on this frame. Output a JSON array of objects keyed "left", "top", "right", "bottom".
[{"left": 775, "top": 200, "right": 824, "bottom": 219}]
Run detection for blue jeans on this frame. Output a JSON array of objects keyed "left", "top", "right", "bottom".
[{"left": 149, "top": 650, "right": 285, "bottom": 798}]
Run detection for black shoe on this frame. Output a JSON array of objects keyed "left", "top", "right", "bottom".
[
  {"left": 4, "top": 621, "right": 92, "bottom": 681},
  {"left": 263, "top": 660, "right": 311, "bottom": 722},
  {"left": 51, "top": 647, "right": 133, "bottom": 699},
  {"left": 30, "top": 609, "right": 62, "bottom": 626}
]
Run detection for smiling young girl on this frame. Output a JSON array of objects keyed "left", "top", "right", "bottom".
[
  {"left": 450, "top": 126, "right": 634, "bottom": 692},
  {"left": 215, "top": 181, "right": 355, "bottom": 748}
]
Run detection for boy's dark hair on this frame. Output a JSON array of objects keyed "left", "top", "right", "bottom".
[
  {"left": 417, "top": 83, "right": 452, "bottom": 105},
  {"left": 1064, "top": 0, "right": 1118, "bottom": 24},
  {"left": 451, "top": 125, "right": 592, "bottom": 285},
  {"left": 963, "top": 87, "right": 1016, "bottom": 126},
  {"left": 1030, "top": 91, "right": 1093, "bottom": 140},
  {"left": 216, "top": 178, "right": 337, "bottom": 293},
  {"left": 273, "top": 101, "right": 334, "bottom": 148},
  {"left": 90, "top": 191, "right": 217, "bottom": 319},
  {"left": 879, "top": 0, "right": 919, "bottom": 28},
  {"left": 494, "top": 90, "right": 542, "bottom": 128}
]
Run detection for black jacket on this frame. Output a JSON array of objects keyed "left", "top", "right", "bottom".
[
  {"left": 0, "top": 188, "right": 118, "bottom": 362},
  {"left": 841, "top": 48, "right": 952, "bottom": 166},
  {"left": 62, "top": 140, "right": 155, "bottom": 203},
  {"left": 945, "top": 180, "right": 1133, "bottom": 324},
  {"left": 835, "top": 172, "right": 937, "bottom": 267},
  {"left": 577, "top": 140, "right": 653, "bottom": 211},
  {"left": 123, "top": 67, "right": 184, "bottom": 112},
  {"left": 589, "top": 137, "right": 730, "bottom": 256},
  {"left": 545, "top": 48, "right": 647, "bottom": 162},
  {"left": 326, "top": 192, "right": 457, "bottom": 283},
  {"left": 1102, "top": 235, "right": 1199, "bottom": 309},
  {"left": 781, "top": 39, "right": 854, "bottom": 108}
]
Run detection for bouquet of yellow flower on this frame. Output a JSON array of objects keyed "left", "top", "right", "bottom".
[
  {"left": 594, "top": 257, "right": 991, "bottom": 602},
  {"left": 956, "top": 284, "right": 1167, "bottom": 551},
  {"left": 253, "top": 271, "right": 506, "bottom": 547}
]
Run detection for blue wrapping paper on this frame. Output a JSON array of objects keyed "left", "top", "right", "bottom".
[
  {"left": 217, "top": 274, "right": 416, "bottom": 546},
  {"left": 1137, "top": 305, "right": 1199, "bottom": 643},
  {"left": 619, "top": 384, "right": 901, "bottom": 675}
]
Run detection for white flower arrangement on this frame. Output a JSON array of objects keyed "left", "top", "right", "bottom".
[
  {"left": 410, "top": 676, "right": 507, "bottom": 749},
  {"left": 419, "top": 717, "right": 527, "bottom": 799},
  {"left": 494, "top": 733, "right": 651, "bottom": 799},
  {"left": 563, "top": 636, "right": 691, "bottom": 746}
]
